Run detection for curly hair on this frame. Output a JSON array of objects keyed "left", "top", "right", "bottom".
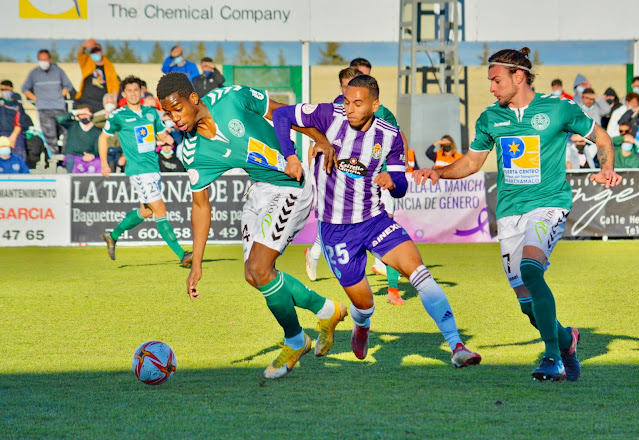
[
  {"left": 488, "top": 47, "right": 536, "bottom": 85},
  {"left": 156, "top": 72, "right": 194, "bottom": 100}
]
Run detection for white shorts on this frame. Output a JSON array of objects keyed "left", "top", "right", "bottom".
[
  {"left": 497, "top": 207, "right": 568, "bottom": 288},
  {"left": 130, "top": 172, "right": 163, "bottom": 204},
  {"left": 381, "top": 189, "right": 395, "bottom": 215},
  {"left": 241, "top": 180, "right": 312, "bottom": 262}
]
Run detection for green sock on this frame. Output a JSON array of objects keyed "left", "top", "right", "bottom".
[
  {"left": 520, "top": 258, "right": 560, "bottom": 359},
  {"left": 111, "top": 209, "right": 144, "bottom": 241},
  {"left": 281, "top": 272, "right": 326, "bottom": 314},
  {"left": 387, "top": 265, "right": 400, "bottom": 289},
  {"left": 518, "top": 297, "right": 572, "bottom": 350},
  {"left": 156, "top": 217, "right": 185, "bottom": 259},
  {"left": 258, "top": 272, "right": 303, "bottom": 338}
]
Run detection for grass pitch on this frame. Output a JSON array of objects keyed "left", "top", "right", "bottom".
[{"left": 1, "top": 241, "right": 638, "bottom": 439}]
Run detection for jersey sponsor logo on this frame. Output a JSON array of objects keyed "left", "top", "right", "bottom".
[
  {"left": 531, "top": 113, "right": 550, "bottom": 131},
  {"left": 250, "top": 88, "right": 264, "bottom": 100},
  {"left": 371, "top": 223, "right": 402, "bottom": 247},
  {"left": 500, "top": 136, "right": 541, "bottom": 185},
  {"left": 187, "top": 169, "right": 200, "bottom": 185},
  {"left": 372, "top": 143, "right": 383, "bottom": 159},
  {"left": 134, "top": 124, "right": 155, "bottom": 147},
  {"left": 246, "top": 137, "right": 286, "bottom": 172},
  {"left": 337, "top": 158, "right": 368, "bottom": 179},
  {"left": 125, "top": 118, "right": 136, "bottom": 122},
  {"left": 333, "top": 138, "right": 342, "bottom": 147},
  {"left": 20, "top": 0, "right": 87, "bottom": 19},
  {"left": 302, "top": 104, "right": 317, "bottom": 114},
  {"left": 228, "top": 119, "right": 245, "bottom": 137},
  {"left": 494, "top": 121, "right": 510, "bottom": 127},
  {"left": 223, "top": 148, "right": 231, "bottom": 158}
]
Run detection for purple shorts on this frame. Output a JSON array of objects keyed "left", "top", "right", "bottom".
[{"left": 318, "top": 214, "right": 412, "bottom": 287}]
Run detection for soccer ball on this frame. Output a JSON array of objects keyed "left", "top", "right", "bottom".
[{"left": 132, "top": 341, "right": 177, "bottom": 385}]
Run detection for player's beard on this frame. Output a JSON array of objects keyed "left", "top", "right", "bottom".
[{"left": 348, "top": 113, "right": 374, "bottom": 131}]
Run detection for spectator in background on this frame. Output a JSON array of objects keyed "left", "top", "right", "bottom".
[
  {"left": 1, "top": 80, "right": 22, "bottom": 102},
  {"left": 57, "top": 104, "right": 101, "bottom": 173},
  {"left": 612, "top": 129, "right": 639, "bottom": 169},
  {"left": 193, "top": 57, "right": 225, "bottom": 98},
  {"left": 0, "top": 136, "right": 29, "bottom": 174},
  {"left": 162, "top": 45, "right": 200, "bottom": 82},
  {"left": 158, "top": 143, "right": 185, "bottom": 173},
  {"left": 566, "top": 135, "right": 597, "bottom": 169},
  {"left": 92, "top": 93, "right": 124, "bottom": 173},
  {"left": 606, "top": 78, "right": 639, "bottom": 137},
  {"left": 618, "top": 92, "right": 639, "bottom": 136},
  {"left": 572, "top": 73, "right": 590, "bottom": 105},
  {"left": 631, "top": 76, "right": 639, "bottom": 94},
  {"left": 550, "top": 79, "right": 572, "bottom": 100},
  {"left": 578, "top": 87, "right": 610, "bottom": 126},
  {"left": 76, "top": 39, "right": 120, "bottom": 113},
  {"left": 0, "top": 88, "right": 25, "bottom": 157},
  {"left": 601, "top": 87, "right": 622, "bottom": 130},
  {"left": 426, "top": 135, "right": 463, "bottom": 169},
  {"left": 21, "top": 49, "right": 73, "bottom": 154}
]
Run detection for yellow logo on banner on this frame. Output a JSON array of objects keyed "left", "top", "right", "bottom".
[{"left": 19, "top": 0, "right": 87, "bottom": 19}]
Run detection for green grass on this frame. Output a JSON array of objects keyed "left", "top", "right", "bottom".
[{"left": 1, "top": 241, "right": 638, "bottom": 439}]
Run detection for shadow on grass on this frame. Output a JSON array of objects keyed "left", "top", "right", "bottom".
[
  {"left": 118, "top": 258, "right": 237, "bottom": 269},
  {"left": 478, "top": 328, "right": 639, "bottom": 363}
]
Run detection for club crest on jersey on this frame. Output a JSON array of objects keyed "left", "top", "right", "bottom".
[
  {"left": 337, "top": 158, "right": 368, "bottom": 179},
  {"left": 146, "top": 113, "right": 154, "bottom": 122},
  {"left": 228, "top": 119, "right": 245, "bottom": 137},
  {"left": 500, "top": 136, "right": 541, "bottom": 185},
  {"left": 187, "top": 169, "right": 200, "bottom": 185},
  {"left": 531, "top": 113, "right": 550, "bottom": 131},
  {"left": 372, "top": 143, "right": 383, "bottom": 159},
  {"left": 302, "top": 104, "right": 317, "bottom": 114}
]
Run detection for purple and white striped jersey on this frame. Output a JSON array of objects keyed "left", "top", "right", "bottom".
[{"left": 292, "top": 103, "right": 405, "bottom": 224}]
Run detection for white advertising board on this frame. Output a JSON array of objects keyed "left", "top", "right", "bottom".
[
  {"left": 2, "top": 0, "right": 399, "bottom": 42},
  {"left": 0, "top": 175, "right": 71, "bottom": 247}
]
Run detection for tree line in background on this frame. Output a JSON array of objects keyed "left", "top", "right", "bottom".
[{"left": 8, "top": 41, "right": 348, "bottom": 66}]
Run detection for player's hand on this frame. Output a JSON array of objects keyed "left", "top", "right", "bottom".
[
  {"left": 412, "top": 168, "right": 440, "bottom": 185},
  {"left": 284, "top": 154, "right": 303, "bottom": 181},
  {"left": 590, "top": 169, "right": 622, "bottom": 188},
  {"left": 100, "top": 164, "right": 110, "bottom": 177},
  {"left": 374, "top": 172, "right": 395, "bottom": 190},
  {"left": 186, "top": 266, "right": 202, "bottom": 302},
  {"left": 83, "top": 152, "right": 95, "bottom": 162},
  {"left": 311, "top": 140, "right": 338, "bottom": 174}
]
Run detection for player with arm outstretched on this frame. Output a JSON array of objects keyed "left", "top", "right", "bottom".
[
  {"left": 413, "top": 47, "right": 621, "bottom": 382},
  {"left": 273, "top": 75, "right": 481, "bottom": 367},
  {"left": 157, "top": 72, "right": 347, "bottom": 380}
]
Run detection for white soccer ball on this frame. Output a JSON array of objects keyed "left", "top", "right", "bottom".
[{"left": 132, "top": 341, "right": 177, "bottom": 385}]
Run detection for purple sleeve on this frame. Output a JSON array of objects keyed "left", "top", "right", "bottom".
[
  {"left": 389, "top": 171, "right": 407, "bottom": 198},
  {"left": 272, "top": 105, "right": 298, "bottom": 158},
  {"left": 385, "top": 132, "right": 406, "bottom": 174},
  {"left": 292, "top": 103, "right": 334, "bottom": 133}
]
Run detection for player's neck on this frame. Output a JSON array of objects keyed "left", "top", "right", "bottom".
[
  {"left": 508, "top": 87, "right": 535, "bottom": 109},
  {"left": 126, "top": 102, "right": 141, "bottom": 111},
  {"left": 196, "top": 103, "right": 216, "bottom": 137}
]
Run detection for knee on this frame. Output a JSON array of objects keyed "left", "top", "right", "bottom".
[
  {"left": 244, "top": 263, "right": 257, "bottom": 287},
  {"left": 520, "top": 259, "right": 543, "bottom": 285},
  {"left": 245, "top": 257, "right": 272, "bottom": 287}
]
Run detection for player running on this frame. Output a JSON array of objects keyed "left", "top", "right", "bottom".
[
  {"left": 99, "top": 75, "right": 192, "bottom": 267},
  {"left": 272, "top": 74, "right": 481, "bottom": 367},
  {"left": 413, "top": 47, "right": 621, "bottom": 382},
  {"left": 156, "top": 72, "right": 347, "bottom": 380}
]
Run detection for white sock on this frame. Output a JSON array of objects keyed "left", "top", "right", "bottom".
[
  {"left": 410, "top": 265, "right": 462, "bottom": 350},
  {"left": 374, "top": 257, "right": 384, "bottom": 267},
  {"left": 309, "top": 235, "right": 322, "bottom": 259},
  {"left": 284, "top": 330, "right": 305, "bottom": 350},
  {"left": 316, "top": 299, "right": 335, "bottom": 319},
  {"left": 349, "top": 303, "right": 375, "bottom": 328}
]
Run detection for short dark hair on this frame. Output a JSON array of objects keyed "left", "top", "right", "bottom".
[
  {"left": 157, "top": 72, "right": 195, "bottom": 100},
  {"left": 0, "top": 80, "right": 13, "bottom": 88},
  {"left": 626, "top": 92, "right": 639, "bottom": 103},
  {"left": 38, "top": 49, "right": 50, "bottom": 57},
  {"left": 201, "top": 57, "right": 213, "bottom": 63},
  {"left": 582, "top": 87, "right": 595, "bottom": 95},
  {"left": 632, "top": 76, "right": 639, "bottom": 83},
  {"left": 347, "top": 75, "right": 379, "bottom": 100},
  {"left": 140, "top": 80, "right": 147, "bottom": 88},
  {"left": 350, "top": 58, "right": 372, "bottom": 70},
  {"left": 488, "top": 47, "right": 535, "bottom": 85},
  {"left": 551, "top": 79, "right": 562, "bottom": 87},
  {"left": 121, "top": 75, "right": 144, "bottom": 90},
  {"left": 76, "top": 103, "right": 91, "bottom": 112},
  {"left": 339, "top": 66, "right": 362, "bottom": 82}
]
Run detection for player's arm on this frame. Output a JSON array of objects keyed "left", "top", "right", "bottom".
[
  {"left": 585, "top": 123, "right": 622, "bottom": 188},
  {"left": 187, "top": 188, "right": 212, "bottom": 301},
  {"left": 157, "top": 130, "right": 174, "bottom": 146},
  {"left": 98, "top": 131, "right": 111, "bottom": 177},
  {"left": 413, "top": 149, "right": 490, "bottom": 185}
]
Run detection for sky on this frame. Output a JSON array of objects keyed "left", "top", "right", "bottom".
[{"left": 0, "top": 39, "right": 634, "bottom": 66}]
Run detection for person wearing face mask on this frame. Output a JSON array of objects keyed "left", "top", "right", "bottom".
[
  {"left": 192, "top": 57, "right": 225, "bottom": 98},
  {"left": 157, "top": 143, "right": 185, "bottom": 173},
  {"left": 572, "top": 73, "right": 591, "bottom": 106},
  {"left": 578, "top": 87, "right": 610, "bottom": 126},
  {"left": 618, "top": 92, "right": 639, "bottom": 137},
  {"left": 21, "top": 49, "right": 74, "bottom": 155},
  {"left": 550, "top": 79, "right": 572, "bottom": 100},
  {"left": 92, "top": 93, "right": 125, "bottom": 173},
  {"left": 161, "top": 45, "right": 200, "bottom": 82},
  {"left": 610, "top": 128, "right": 639, "bottom": 168},
  {"left": 0, "top": 136, "right": 29, "bottom": 174},
  {"left": 57, "top": 104, "right": 101, "bottom": 173},
  {"left": 601, "top": 87, "right": 622, "bottom": 131},
  {"left": 425, "top": 135, "right": 463, "bottom": 169},
  {"left": 76, "top": 39, "right": 120, "bottom": 113},
  {"left": 565, "top": 135, "right": 597, "bottom": 170}
]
